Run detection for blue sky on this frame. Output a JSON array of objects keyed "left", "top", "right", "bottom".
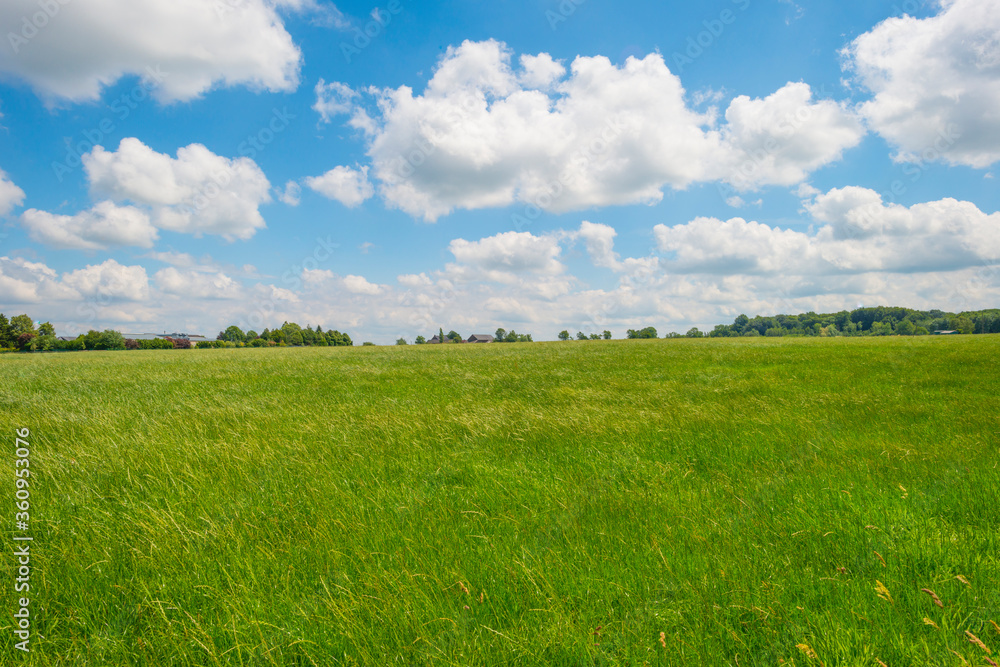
[{"left": 0, "top": 0, "right": 998, "bottom": 342}]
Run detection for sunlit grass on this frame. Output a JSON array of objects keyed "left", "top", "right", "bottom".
[{"left": 1, "top": 336, "right": 998, "bottom": 665}]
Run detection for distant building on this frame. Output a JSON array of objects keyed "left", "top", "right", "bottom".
[
  {"left": 428, "top": 335, "right": 444, "bottom": 344},
  {"left": 466, "top": 334, "right": 494, "bottom": 343},
  {"left": 933, "top": 330, "right": 960, "bottom": 335}
]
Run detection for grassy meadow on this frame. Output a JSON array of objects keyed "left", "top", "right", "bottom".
[{"left": 1, "top": 336, "right": 998, "bottom": 666}]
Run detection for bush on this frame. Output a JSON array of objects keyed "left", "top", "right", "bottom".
[
  {"left": 138, "top": 339, "right": 173, "bottom": 350},
  {"left": 98, "top": 330, "right": 126, "bottom": 351},
  {"left": 125, "top": 339, "right": 140, "bottom": 350},
  {"left": 55, "top": 337, "right": 86, "bottom": 351},
  {"left": 171, "top": 338, "right": 192, "bottom": 350}
]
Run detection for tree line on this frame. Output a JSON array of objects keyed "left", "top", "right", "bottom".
[
  {"left": 0, "top": 313, "right": 353, "bottom": 352},
  {"left": 553, "top": 307, "right": 1000, "bottom": 340},
  {"left": 398, "top": 327, "right": 535, "bottom": 345},
  {"left": 209, "top": 323, "right": 353, "bottom": 348}
]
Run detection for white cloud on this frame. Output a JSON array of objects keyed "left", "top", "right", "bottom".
[
  {"left": 721, "top": 82, "right": 865, "bottom": 188},
  {"left": 305, "top": 166, "right": 374, "bottom": 207},
  {"left": 278, "top": 181, "right": 301, "bottom": 206},
  {"left": 317, "top": 40, "right": 863, "bottom": 221},
  {"left": 83, "top": 138, "right": 271, "bottom": 240},
  {"left": 0, "top": 0, "right": 304, "bottom": 103},
  {"left": 342, "top": 274, "right": 383, "bottom": 295},
  {"left": 302, "top": 268, "right": 335, "bottom": 285},
  {"left": 0, "top": 256, "right": 76, "bottom": 304},
  {"left": 844, "top": 0, "right": 1000, "bottom": 167},
  {"left": 0, "top": 169, "right": 25, "bottom": 216},
  {"left": 313, "top": 79, "right": 360, "bottom": 124},
  {"left": 21, "top": 201, "right": 157, "bottom": 250},
  {"left": 654, "top": 187, "right": 1000, "bottom": 276},
  {"left": 448, "top": 230, "right": 565, "bottom": 278},
  {"left": 575, "top": 221, "right": 622, "bottom": 270},
  {"left": 154, "top": 267, "right": 242, "bottom": 300},
  {"left": 62, "top": 259, "right": 149, "bottom": 301},
  {"left": 398, "top": 273, "right": 432, "bottom": 287}
]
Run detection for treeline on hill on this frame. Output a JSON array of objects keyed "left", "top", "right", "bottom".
[
  {"left": 0, "top": 314, "right": 353, "bottom": 352},
  {"left": 608, "top": 307, "right": 998, "bottom": 340},
  {"left": 206, "top": 323, "right": 353, "bottom": 348},
  {"left": 702, "top": 307, "right": 1000, "bottom": 337},
  {"left": 401, "top": 328, "right": 534, "bottom": 344}
]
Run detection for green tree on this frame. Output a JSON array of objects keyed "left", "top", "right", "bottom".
[
  {"left": 246, "top": 330, "right": 259, "bottom": 341},
  {"left": 949, "top": 316, "right": 974, "bottom": 334},
  {"left": 302, "top": 326, "right": 316, "bottom": 346},
  {"left": 589, "top": 333, "right": 600, "bottom": 340},
  {"left": 576, "top": 331, "right": 587, "bottom": 340},
  {"left": 494, "top": 328, "right": 506, "bottom": 341},
  {"left": 286, "top": 330, "right": 304, "bottom": 346},
  {"left": 895, "top": 319, "right": 915, "bottom": 336},
  {"left": 83, "top": 330, "right": 102, "bottom": 350},
  {"left": 558, "top": 330, "right": 570, "bottom": 341},
  {"left": 415, "top": 335, "right": 426, "bottom": 344},
  {"left": 446, "top": 330, "right": 462, "bottom": 342},
  {"left": 221, "top": 325, "right": 246, "bottom": 343},
  {"left": 685, "top": 327, "right": 703, "bottom": 338},
  {"left": 38, "top": 322, "right": 56, "bottom": 337},
  {"left": 9, "top": 314, "right": 35, "bottom": 336},
  {"left": 602, "top": 330, "right": 612, "bottom": 340},
  {"left": 98, "top": 330, "right": 126, "bottom": 351},
  {"left": 362, "top": 342, "right": 376, "bottom": 346},
  {"left": 0, "top": 314, "right": 12, "bottom": 348},
  {"left": 396, "top": 337, "right": 408, "bottom": 345}
]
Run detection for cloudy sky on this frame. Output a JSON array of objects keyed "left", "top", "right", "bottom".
[{"left": 0, "top": 0, "right": 998, "bottom": 342}]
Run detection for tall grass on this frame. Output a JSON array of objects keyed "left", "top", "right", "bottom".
[{"left": 1, "top": 336, "right": 998, "bottom": 665}]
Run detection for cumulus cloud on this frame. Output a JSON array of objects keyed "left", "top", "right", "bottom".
[
  {"left": 0, "top": 0, "right": 305, "bottom": 103},
  {"left": 305, "top": 166, "right": 374, "bottom": 207},
  {"left": 84, "top": 138, "right": 271, "bottom": 240},
  {"left": 315, "top": 40, "right": 863, "bottom": 221},
  {"left": 398, "top": 273, "right": 433, "bottom": 287},
  {"left": 0, "top": 169, "right": 25, "bottom": 216},
  {"left": 844, "top": 0, "right": 1000, "bottom": 167},
  {"left": 722, "top": 82, "right": 865, "bottom": 188},
  {"left": 448, "top": 230, "right": 565, "bottom": 279},
  {"left": 342, "top": 274, "right": 384, "bottom": 295},
  {"left": 21, "top": 201, "right": 157, "bottom": 250},
  {"left": 654, "top": 187, "right": 1000, "bottom": 276},
  {"left": 0, "top": 256, "right": 76, "bottom": 303},
  {"left": 154, "top": 267, "right": 242, "bottom": 300},
  {"left": 61, "top": 259, "right": 149, "bottom": 301}
]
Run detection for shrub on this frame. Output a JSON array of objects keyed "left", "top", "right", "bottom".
[
  {"left": 171, "top": 338, "right": 192, "bottom": 350},
  {"left": 98, "top": 330, "right": 126, "bottom": 351},
  {"left": 125, "top": 338, "right": 140, "bottom": 350}
]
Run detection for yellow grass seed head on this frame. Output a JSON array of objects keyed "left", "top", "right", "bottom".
[
  {"left": 922, "top": 618, "right": 939, "bottom": 630},
  {"left": 921, "top": 588, "right": 944, "bottom": 608},
  {"left": 659, "top": 631, "right": 667, "bottom": 648},
  {"left": 956, "top": 574, "right": 970, "bottom": 586},
  {"left": 875, "top": 580, "right": 894, "bottom": 605},
  {"left": 966, "top": 630, "right": 992, "bottom": 655}
]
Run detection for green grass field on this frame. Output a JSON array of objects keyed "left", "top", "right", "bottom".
[{"left": 2, "top": 337, "right": 998, "bottom": 666}]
